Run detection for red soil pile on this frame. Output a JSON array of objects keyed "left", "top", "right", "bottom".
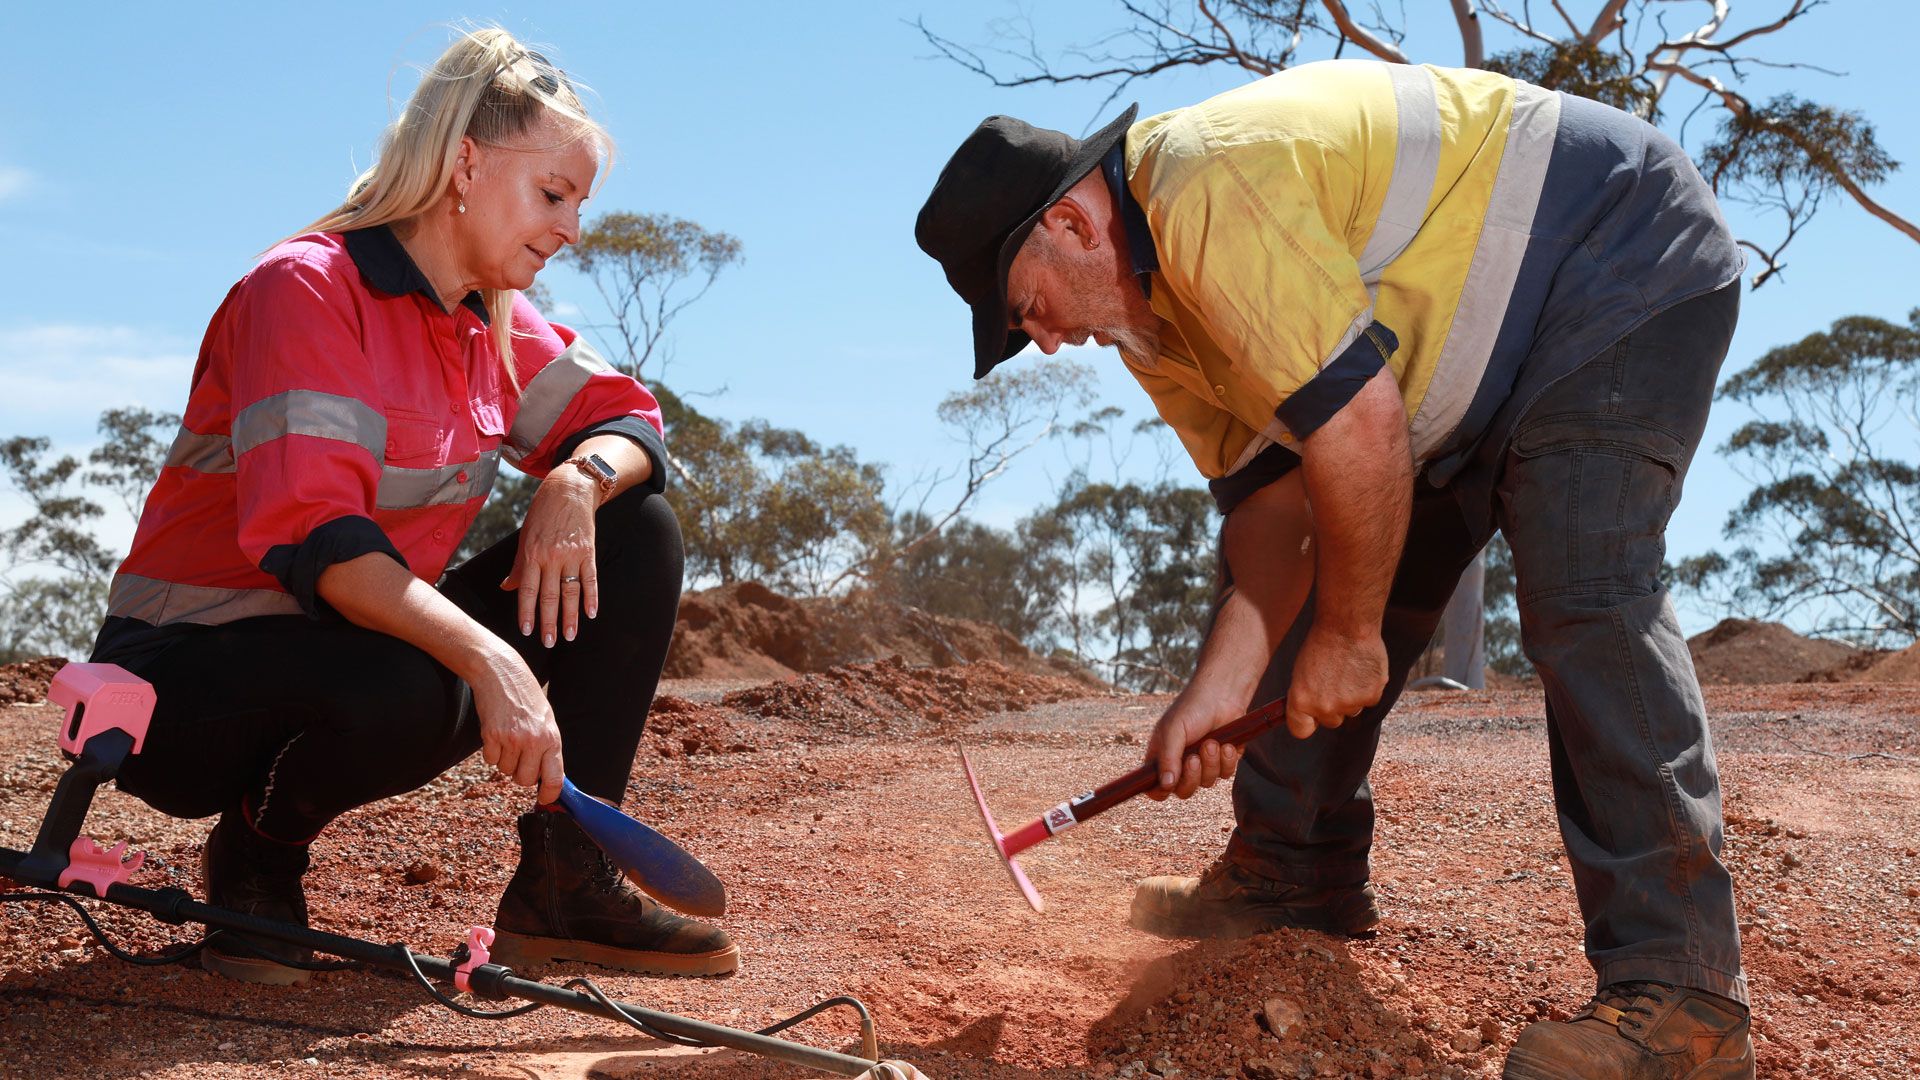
[
  {"left": 721, "top": 655, "right": 1096, "bottom": 736},
  {"left": 0, "top": 656, "right": 65, "bottom": 706},
  {"left": 643, "top": 694, "right": 754, "bottom": 758},
  {"left": 1853, "top": 640, "right": 1920, "bottom": 682},
  {"left": 664, "top": 581, "right": 1090, "bottom": 683},
  {"left": 1687, "top": 618, "right": 1859, "bottom": 685}
]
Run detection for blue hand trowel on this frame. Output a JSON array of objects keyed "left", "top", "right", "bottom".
[{"left": 551, "top": 777, "right": 727, "bottom": 918}]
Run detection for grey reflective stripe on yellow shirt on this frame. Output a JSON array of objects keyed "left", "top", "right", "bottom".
[
  {"left": 376, "top": 450, "right": 500, "bottom": 509},
  {"left": 1359, "top": 63, "right": 1441, "bottom": 285},
  {"left": 106, "top": 572, "right": 303, "bottom": 625},
  {"left": 232, "top": 389, "right": 387, "bottom": 457},
  {"left": 162, "top": 426, "right": 236, "bottom": 474},
  {"left": 505, "top": 337, "right": 610, "bottom": 466},
  {"left": 1408, "top": 82, "right": 1561, "bottom": 462}
]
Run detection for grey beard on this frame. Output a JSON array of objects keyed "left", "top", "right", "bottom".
[{"left": 1107, "top": 325, "right": 1163, "bottom": 368}]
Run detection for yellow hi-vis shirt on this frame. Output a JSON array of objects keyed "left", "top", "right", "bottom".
[{"left": 1120, "top": 60, "right": 1741, "bottom": 509}]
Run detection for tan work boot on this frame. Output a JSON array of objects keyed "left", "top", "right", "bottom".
[
  {"left": 1130, "top": 857, "right": 1380, "bottom": 939},
  {"left": 1504, "top": 981, "right": 1754, "bottom": 1079},
  {"left": 492, "top": 809, "right": 739, "bottom": 977},
  {"left": 199, "top": 813, "right": 315, "bottom": 986}
]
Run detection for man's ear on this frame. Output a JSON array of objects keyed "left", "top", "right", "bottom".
[{"left": 1045, "top": 195, "right": 1101, "bottom": 251}]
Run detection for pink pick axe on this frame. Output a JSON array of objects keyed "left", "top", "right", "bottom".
[{"left": 959, "top": 696, "right": 1290, "bottom": 912}]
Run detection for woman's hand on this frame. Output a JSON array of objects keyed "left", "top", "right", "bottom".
[
  {"left": 1144, "top": 686, "right": 1247, "bottom": 801},
  {"left": 502, "top": 467, "right": 601, "bottom": 647},
  {"left": 470, "top": 646, "right": 565, "bottom": 804}
]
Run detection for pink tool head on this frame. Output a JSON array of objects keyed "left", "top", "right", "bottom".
[
  {"left": 959, "top": 747, "right": 1046, "bottom": 912},
  {"left": 48, "top": 663, "right": 154, "bottom": 757}
]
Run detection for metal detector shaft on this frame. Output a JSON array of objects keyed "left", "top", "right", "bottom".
[
  {"left": 0, "top": 847, "right": 877, "bottom": 1077},
  {"left": 1000, "top": 696, "right": 1291, "bottom": 858}
]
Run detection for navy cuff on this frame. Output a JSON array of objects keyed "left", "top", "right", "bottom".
[
  {"left": 1274, "top": 321, "right": 1397, "bottom": 441},
  {"left": 260, "top": 515, "right": 408, "bottom": 620},
  {"left": 555, "top": 417, "right": 668, "bottom": 496},
  {"left": 1209, "top": 442, "right": 1302, "bottom": 515}
]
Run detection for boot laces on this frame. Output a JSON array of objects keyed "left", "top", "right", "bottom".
[{"left": 1592, "top": 980, "right": 1676, "bottom": 1025}]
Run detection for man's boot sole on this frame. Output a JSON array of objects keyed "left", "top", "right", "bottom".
[
  {"left": 1504, "top": 1045, "right": 1756, "bottom": 1080},
  {"left": 490, "top": 931, "right": 740, "bottom": 977},
  {"left": 199, "top": 945, "right": 313, "bottom": 986},
  {"left": 1129, "top": 883, "right": 1381, "bottom": 940}
]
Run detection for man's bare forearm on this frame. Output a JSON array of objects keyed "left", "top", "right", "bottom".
[
  {"left": 1185, "top": 471, "right": 1316, "bottom": 709},
  {"left": 1299, "top": 367, "right": 1411, "bottom": 639}
]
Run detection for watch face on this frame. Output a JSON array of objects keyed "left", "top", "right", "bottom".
[{"left": 585, "top": 453, "right": 617, "bottom": 482}]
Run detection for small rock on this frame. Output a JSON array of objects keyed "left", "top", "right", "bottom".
[
  {"left": 216, "top": 1042, "right": 237, "bottom": 1051},
  {"left": 302, "top": 1058, "right": 319, "bottom": 1067},
  {"left": 403, "top": 860, "right": 440, "bottom": 885},
  {"left": 1260, "top": 996, "right": 1306, "bottom": 1039}
]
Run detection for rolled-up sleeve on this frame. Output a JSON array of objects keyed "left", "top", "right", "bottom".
[
  {"left": 1150, "top": 140, "right": 1396, "bottom": 440},
  {"left": 228, "top": 254, "right": 406, "bottom": 617},
  {"left": 503, "top": 295, "right": 668, "bottom": 494}
]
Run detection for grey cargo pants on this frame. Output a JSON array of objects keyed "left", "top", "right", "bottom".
[{"left": 1225, "top": 282, "right": 1747, "bottom": 1005}]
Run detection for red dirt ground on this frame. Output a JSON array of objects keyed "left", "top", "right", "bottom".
[{"left": 2, "top": 663, "right": 1917, "bottom": 1079}]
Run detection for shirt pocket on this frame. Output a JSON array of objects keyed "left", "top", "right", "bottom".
[
  {"left": 383, "top": 408, "right": 447, "bottom": 465},
  {"left": 469, "top": 400, "right": 508, "bottom": 441}
]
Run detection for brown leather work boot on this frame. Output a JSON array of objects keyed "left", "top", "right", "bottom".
[
  {"left": 1130, "top": 857, "right": 1380, "bottom": 939},
  {"left": 199, "top": 812, "right": 315, "bottom": 986},
  {"left": 1504, "top": 981, "right": 1755, "bottom": 1079},
  {"left": 492, "top": 808, "right": 739, "bottom": 977}
]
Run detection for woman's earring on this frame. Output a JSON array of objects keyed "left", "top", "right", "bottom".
[{"left": 457, "top": 201, "right": 467, "bottom": 214}]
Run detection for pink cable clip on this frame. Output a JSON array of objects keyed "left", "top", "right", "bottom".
[
  {"left": 58, "top": 837, "right": 146, "bottom": 898},
  {"left": 454, "top": 925, "right": 495, "bottom": 993}
]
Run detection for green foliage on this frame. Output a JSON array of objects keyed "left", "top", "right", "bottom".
[
  {"left": 882, "top": 513, "right": 1055, "bottom": 643},
  {"left": 660, "top": 385, "right": 891, "bottom": 594},
  {"left": 1701, "top": 94, "right": 1897, "bottom": 199},
  {"left": 1669, "top": 309, "right": 1920, "bottom": 645},
  {"left": 1483, "top": 43, "right": 1656, "bottom": 116},
  {"left": 557, "top": 211, "right": 744, "bottom": 377},
  {"left": 0, "top": 407, "right": 177, "bottom": 661},
  {"left": 1481, "top": 533, "right": 1530, "bottom": 677}
]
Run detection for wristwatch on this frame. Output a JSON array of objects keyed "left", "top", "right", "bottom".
[{"left": 566, "top": 453, "right": 617, "bottom": 498}]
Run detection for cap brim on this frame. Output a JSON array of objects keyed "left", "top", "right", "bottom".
[{"left": 968, "top": 103, "right": 1138, "bottom": 380}]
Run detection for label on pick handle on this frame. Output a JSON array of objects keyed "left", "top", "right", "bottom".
[{"left": 1043, "top": 792, "right": 1098, "bottom": 835}]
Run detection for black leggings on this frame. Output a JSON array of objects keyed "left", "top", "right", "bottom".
[{"left": 106, "top": 489, "right": 683, "bottom": 843}]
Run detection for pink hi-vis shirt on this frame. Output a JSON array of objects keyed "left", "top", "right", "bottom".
[{"left": 105, "top": 226, "right": 666, "bottom": 632}]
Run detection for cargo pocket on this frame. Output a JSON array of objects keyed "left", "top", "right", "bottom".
[{"left": 1501, "top": 413, "right": 1687, "bottom": 604}]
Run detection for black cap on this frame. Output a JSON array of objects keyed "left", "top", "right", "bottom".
[{"left": 915, "top": 105, "right": 1138, "bottom": 379}]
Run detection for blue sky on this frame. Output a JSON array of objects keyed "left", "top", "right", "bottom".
[{"left": 4, "top": 2, "right": 1918, "bottom": 635}]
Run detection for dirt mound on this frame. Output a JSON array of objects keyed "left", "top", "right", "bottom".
[
  {"left": 721, "top": 655, "right": 1095, "bottom": 735},
  {"left": 1087, "top": 931, "right": 1477, "bottom": 1078},
  {"left": 1687, "top": 618, "right": 1859, "bottom": 684},
  {"left": 1853, "top": 639, "right": 1920, "bottom": 682},
  {"left": 0, "top": 656, "right": 66, "bottom": 706},
  {"left": 665, "top": 581, "right": 1093, "bottom": 683},
  {"left": 643, "top": 694, "right": 754, "bottom": 758}
]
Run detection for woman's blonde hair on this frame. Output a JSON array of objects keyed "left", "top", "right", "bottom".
[{"left": 293, "top": 27, "right": 610, "bottom": 386}]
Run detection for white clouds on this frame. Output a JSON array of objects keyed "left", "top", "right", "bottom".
[
  {"left": 0, "top": 165, "right": 29, "bottom": 202},
  {"left": 0, "top": 323, "right": 195, "bottom": 442}
]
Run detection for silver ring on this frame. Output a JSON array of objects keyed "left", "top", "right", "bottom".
[{"left": 562, "top": 575, "right": 581, "bottom": 583}]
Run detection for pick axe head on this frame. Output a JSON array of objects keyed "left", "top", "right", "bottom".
[
  {"left": 959, "top": 747, "right": 1046, "bottom": 912},
  {"left": 553, "top": 778, "right": 728, "bottom": 918}
]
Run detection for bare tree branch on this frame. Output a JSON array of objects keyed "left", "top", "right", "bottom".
[
  {"left": 1320, "top": 0, "right": 1409, "bottom": 62},
  {"left": 1582, "top": 0, "right": 1631, "bottom": 45},
  {"left": 1450, "top": 0, "right": 1485, "bottom": 67}
]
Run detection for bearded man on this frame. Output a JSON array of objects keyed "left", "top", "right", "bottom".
[{"left": 916, "top": 59, "right": 1752, "bottom": 1080}]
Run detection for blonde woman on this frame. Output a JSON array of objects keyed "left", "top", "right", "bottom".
[{"left": 88, "top": 29, "right": 735, "bottom": 984}]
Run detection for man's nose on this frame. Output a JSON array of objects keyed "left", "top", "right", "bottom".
[{"left": 1025, "top": 323, "right": 1062, "bottom": 354}]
